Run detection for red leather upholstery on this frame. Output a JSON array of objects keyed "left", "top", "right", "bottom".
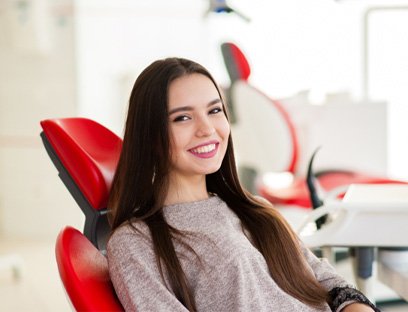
[
  {"left": 40, "top": 118, "right": 122, "bottom": 210},
  {"left": 229, "top": 43, "right": 251, "bottom": 81},
  {"left": 221, "top": 42, "right": 251, "bottom": 82},
  {"left": 56, "top": 226, "right": 123, "bottom": 311}
]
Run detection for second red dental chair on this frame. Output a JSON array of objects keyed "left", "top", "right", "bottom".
[{"left": 221, "top": 42, "right": 405, "bottom": 208}]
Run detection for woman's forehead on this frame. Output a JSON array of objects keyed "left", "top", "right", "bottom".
[{"left": 168, "top": 74, "right": 220, "bottom": 109}]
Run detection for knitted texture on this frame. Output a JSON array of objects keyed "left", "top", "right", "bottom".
[{"left": 108, "top": 196, "right": 376, "bottom": 311}]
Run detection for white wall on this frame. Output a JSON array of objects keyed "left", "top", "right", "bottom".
[
  {"left": 368, "top": 8, "right": 408, "bottom": 180},
  {"left": 0, "top": 0, "right": 83, "bottom": 239},
  {"left": 74, "top": 0, "right": 212, "bottom": 135}
]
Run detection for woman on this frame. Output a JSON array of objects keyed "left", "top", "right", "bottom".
[{"left": 107, "top": 57, "right": 378, "bottom": 312}]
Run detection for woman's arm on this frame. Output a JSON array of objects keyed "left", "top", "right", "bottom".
[
  {"left": 342, "top": 303, "right": 376, "bottom": 311},
  {"left": 327, "top": 287, "right": 379, "bottom": 312},
  {"left": 301, "top": 245, "right": 380, "bottom": 312}
]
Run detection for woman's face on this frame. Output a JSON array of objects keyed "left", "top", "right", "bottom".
[{"left": 167, "top": 73, "right": 230, "bottom": 182}]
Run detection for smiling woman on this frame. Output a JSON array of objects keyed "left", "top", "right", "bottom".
[
  {"left": 106, "top": 57, "right": 379, "bottom": 312},
  {"left": 166, "top": 73, "right": 230, "bottom": 202}
]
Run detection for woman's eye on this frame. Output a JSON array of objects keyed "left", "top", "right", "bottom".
[
  {"left": 209, "top": 107, "right": 223, "bottom": 114},
  {"left": 173, "top": 115, "right": 190, "bottom": 122}
]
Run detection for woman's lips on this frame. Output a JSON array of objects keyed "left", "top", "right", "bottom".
[{"left": 189, "top": 142, "right": 219, "bottom": 158}]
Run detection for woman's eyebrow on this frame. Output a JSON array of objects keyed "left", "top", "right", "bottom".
[
  {"left": 168, "top": 106, "right": 192, "bottom": 115},
  {"left": 208, "top": 98, "right": 222, "bottom": 106},
  {"left": 168, "top": 98, "right": 221, "bottom": 115}
]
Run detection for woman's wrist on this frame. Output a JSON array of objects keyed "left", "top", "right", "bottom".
[{"left": 341, "top": 302, "right": 376, "bottom": 311}]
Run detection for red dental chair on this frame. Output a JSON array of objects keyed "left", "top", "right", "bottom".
[
  {"left": 221, "top": 42, "right": 405, "bottom": 208},
  {"left": 56, "top": 226, "right": 123, "bottom": 311},
  {"left": 40, "top": 118, "right": 124, "bottom": 311}
]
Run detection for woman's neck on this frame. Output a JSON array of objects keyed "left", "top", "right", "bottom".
[{"left": 164, "top": 174, "right": 209, "bottom": 206}]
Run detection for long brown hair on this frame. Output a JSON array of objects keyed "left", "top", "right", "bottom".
[{"left": 108, "top": 57, "right": 328, "bottom": 310}]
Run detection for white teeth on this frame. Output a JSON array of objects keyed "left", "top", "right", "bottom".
[{"left": 192, "top": 144, "right": 216, "bottom": 154}]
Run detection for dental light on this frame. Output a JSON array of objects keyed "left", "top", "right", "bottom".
[{"left": 204, "top": 0, "right": 251, "bottom": 22}]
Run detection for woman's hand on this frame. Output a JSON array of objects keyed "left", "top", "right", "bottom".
[{"left": 342, "top": 303, "right": 376, "bottom": 312}]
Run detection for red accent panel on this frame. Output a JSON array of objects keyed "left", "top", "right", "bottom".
[
  {"left": 270, "top": 97, "right": 299, "bottom": 173},
  {"left": 259, "top": 177, "right": 311, "bottom": 208},
  {"left": 247, "top": 84, "right": 299, "bottom": 173},
  {"left": 229, "top": 43, "right": 251, "bottom": 81},
  {"left": 41, "top": 118, "right": 122, "bottom": 210},
  {"left": 318, "top": 172, "right": 405, "bottom": 190},
  {"left": 259, "top": 172, "right": 407, "bottom": 209},
  {"left": 56, "top": 226, "right": 123, "bottom": 311}
]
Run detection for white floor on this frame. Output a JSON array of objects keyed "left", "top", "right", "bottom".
[
  {"left": 0, "top": 237, "right": 71, "bottom": 312},
  {"left": 0, "top": 237, "right": 407, "bottom": 311}
]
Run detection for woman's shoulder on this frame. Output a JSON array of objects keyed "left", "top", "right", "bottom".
[
  {"left": 106, "top": 220, "right": 160, "bottom": 281},
  {"left": 107, "top": 220, "right": 152, "bottom": 252}
]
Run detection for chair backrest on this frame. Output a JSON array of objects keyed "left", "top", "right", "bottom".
[
  {"left": 56, "top": 226, "right": 124, "bottom": 311},
  {"left": 40, "top": 118, "right": 122, "bottom": 250},
  {"left": 230, "top": 80, "right": 299, "bottom": 174},
  {"left": 220, "top": 42, "right": 299, "bottom": 174}
]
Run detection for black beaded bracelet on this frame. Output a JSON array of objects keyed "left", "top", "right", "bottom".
[{"left": 327, "top": 286, "right": 381, "bottom": 312}]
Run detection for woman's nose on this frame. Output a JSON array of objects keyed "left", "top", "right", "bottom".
[{"left": 196, "top": 117, "right": 215, "bottom": 137}]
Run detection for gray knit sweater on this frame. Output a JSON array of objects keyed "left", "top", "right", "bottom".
[{"left": 107, "top": 196, "right": 356, "bottom": 312}]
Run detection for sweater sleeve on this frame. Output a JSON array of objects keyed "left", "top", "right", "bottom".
[
  {"left": 301, "top": 245, "right": 350, "bottom": 290},
  {"left": 107, "top": 225, "right": 188, "bottom": 312},
  {"left": 301, "top": 245, "right": 380, "bottom": 312}
]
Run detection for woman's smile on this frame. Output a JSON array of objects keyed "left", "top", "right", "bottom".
[
  {"left": 167, "top": 73, "right": 230, "bottom": 180},
  {"left": 188, "top": 141, "right": 219, "bottom": 158}
]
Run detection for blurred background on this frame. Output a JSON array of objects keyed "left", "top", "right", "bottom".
[{"left": 0, "top": 0, "right": 408, "bottom": 310}]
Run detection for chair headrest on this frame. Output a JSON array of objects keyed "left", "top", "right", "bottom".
[
  {"left": 40, "top": 118, "right": 122, "bottom": 210},
  {"left": 221, "top": 42, "right": 251, "bottom": 82}
]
